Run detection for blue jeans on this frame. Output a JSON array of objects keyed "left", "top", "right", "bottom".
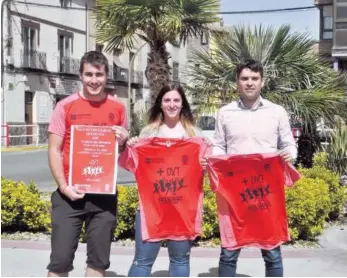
[
  {"left": 128, "top": 211, "right": 192, "bottom": 277},
  {"left": 218, "top": 247, "right": 283, "bottom": 277}
]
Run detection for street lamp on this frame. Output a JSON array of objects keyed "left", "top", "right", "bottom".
[{"left": 127, "top": 42, "right": 147, "bottom": 128}]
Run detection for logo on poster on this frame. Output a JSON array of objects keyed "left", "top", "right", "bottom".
[{"left": 82, "top": 166, "right": 104, "bottom": 176}]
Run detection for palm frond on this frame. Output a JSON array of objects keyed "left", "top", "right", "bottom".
[{"left": 188, "top": 24, "right": 347, "bottom": 123}]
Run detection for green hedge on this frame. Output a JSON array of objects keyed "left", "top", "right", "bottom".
[
  {"left": 285, "top": 177, "right": 331, "bottom": 240},
  {"left": 299, "top": 166, "right": 346, "bottom": 220},
  {"left": 2, "top": 164, "right": 346, "bottom": 241},
  {"left": 1, "top": 177, "right": 51, "bottom": 232}
]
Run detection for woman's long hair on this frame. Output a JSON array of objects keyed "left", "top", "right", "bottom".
[{"left": 146, "top": 84, "right": 196, "bottom": 137}]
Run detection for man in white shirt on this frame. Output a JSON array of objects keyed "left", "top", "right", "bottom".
[{"left": 204, "top": 59, "right": 297, "bottom": 277}]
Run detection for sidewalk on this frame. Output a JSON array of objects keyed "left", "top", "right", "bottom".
[{"left": 2, "top": 236, "right": 347, "bottom": 277}]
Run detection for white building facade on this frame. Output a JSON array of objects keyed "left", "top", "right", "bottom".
[
  {"left": 1, "top": 0, "right": 200, "bottom": 146},
  {"left": 2, "top": 0, "right": 94, "bottom": 145}
]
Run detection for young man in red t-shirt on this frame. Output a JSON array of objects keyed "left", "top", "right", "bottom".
[{"left": 47, "top": 51, "right": 128, "bottom": 277}]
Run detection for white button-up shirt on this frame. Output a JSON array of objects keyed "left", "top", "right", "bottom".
[{"left": 212, "top": 97, "right": 297, "bottom": 159}]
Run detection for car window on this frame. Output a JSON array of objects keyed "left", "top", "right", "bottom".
[{"left": 197, "top": 116, "right": 216, "bottom": 131}]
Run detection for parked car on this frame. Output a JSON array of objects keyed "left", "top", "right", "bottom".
[
  {"left": 196, "top": 115, "right": 216, "bottom": 141},
  {"left": 197, "top": 114, "right": 307, "bottom": 143}
]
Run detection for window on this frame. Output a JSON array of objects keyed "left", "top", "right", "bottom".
[
  {"left": 60, "top": 0, "right": 71, "bottom": 8},
  {"left": 323, "top": 16, "right": 333, "bottom": 39},
  {"left": 59, "top": 35, "right": 72, "bottom": 57},
  {"left": 336, "top": 6, "right": 347, "bottom": 20},
  {"left": 23, "top": 27, "right": 37, "bottom": 53},
  {"left": 21, "top": 20, "right": 40, "bottom": 67},
  {"left": 322, "top": 6, "right": 333, "bottom": 40},
  {"left": 58, "top": 30, "right": 73, "bottom": 72},
  {"left": 172, "top": 62, "right": 179, "bottom": 81},
  {"left": 58, "top": 30, "right": 73, "bottom": 57},
  {"left": 21, "top": 20, "right": 40, "bottom": 53}
]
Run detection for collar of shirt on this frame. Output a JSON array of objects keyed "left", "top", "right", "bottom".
[{"left": 237, "top": 97, "right": 265, "bottom": 110}]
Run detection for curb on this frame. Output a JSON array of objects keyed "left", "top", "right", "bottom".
[
  {"left": 1, "top": 239, "right": 329, "bottom": 259},
  {"left": 1, "top": 145, "right": 48, "bottom": 152}
]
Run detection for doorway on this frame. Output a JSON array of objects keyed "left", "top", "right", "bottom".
[{"left": 25, "top": 91, "right": 33, "bottom": 145}]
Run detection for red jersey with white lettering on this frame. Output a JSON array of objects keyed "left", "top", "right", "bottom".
[
  {"left": 119, "top": 137, "right": 211, "bottom": 241},
  {"left": 48, "top": 93, "right": 127, "bottom": 182},
  {"left": 207, "top": 153, "right": 301, "bottom": 250}
]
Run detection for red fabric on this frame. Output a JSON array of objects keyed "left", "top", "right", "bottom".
[
  {"left": 48, "top": 93, "right": 127, "bottom": 182},
  {"left": 119, "top": 137, "right": 210, "bottom": 241},
  {"left": 207, "top": 153, "right": 301, "bottom": 249}
]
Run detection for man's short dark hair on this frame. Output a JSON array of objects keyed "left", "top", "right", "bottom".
[
  {"left": 79, "top": 51, "right": 109, "bottom": 75},
  {"left": 236, "top": 59, "right": 263, "bottom": 79}
]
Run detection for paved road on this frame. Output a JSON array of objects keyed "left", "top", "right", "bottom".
[{"left": 1, "top": 149, "right": 136, "bottom": 191}]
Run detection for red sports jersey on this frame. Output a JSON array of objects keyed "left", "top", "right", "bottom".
[
  {"left": 207, "top": 153, "right": 301, "bottom": 250},
  {"left": 119, "top": 137, "right": 211, "bottom": 241},
  {"left": 48, "top": 93, "right": 127, "bottom": 182}
]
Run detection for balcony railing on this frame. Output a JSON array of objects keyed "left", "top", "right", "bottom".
[
  {"left": 108, "top": 65, "right": 144, "bottom": 84},
  {"left": 21, "top": 50, "right": 47, "bottom": 70},
  {"left": 58, "top": 56, "right": 80, "bottom": 75},
  {"left": 108, "top": 65, "right": 144, "bottom": 85}
]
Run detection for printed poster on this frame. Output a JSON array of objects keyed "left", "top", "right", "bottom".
[{"left": 69, "top": 125, "right": 118, "bottom": 194}]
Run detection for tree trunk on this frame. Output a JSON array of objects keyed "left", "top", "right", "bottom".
[
  {"left": 146, "top": 40, "right": 171, "bottom": 104},
  {"left": 295, "top": 123, "right": 321, "bottom": 168}
]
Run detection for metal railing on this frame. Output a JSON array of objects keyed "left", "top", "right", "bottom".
[
  {"left": 108, "top": 64, "right": 143, "bottom": 84},
  {"left": 1, "top": 125, "right": 9, "bottom": 148},
  {"left": 58, "top": 56, "right": 80, "bottom": 75},
  {"left": 21, "top": 50, "right": 47, "bottom": 70},
  {"left": 1, "top": 124, "right": 49, "bottom": 148}
]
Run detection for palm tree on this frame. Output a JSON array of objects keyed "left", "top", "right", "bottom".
[
  {"left": 94, "top": 0, "right": 220, "bottom": 102},
  {"left": 188, "top": 25, "right": 347, "bottom": 167}
]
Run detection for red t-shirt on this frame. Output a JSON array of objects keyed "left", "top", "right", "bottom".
[
  {"left": 48, "top": 93, "right": 127, "bottom": 182},
  {"left": 207, "top": 153, "right": 301, "bottom": 250},
  {"left": 119, "top": 137, "right": 211, "bottom": 241}
]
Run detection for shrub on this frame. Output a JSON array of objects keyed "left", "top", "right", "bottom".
[
  {"left": 201, "top": 181, "right": 219, "bottom": 240},
  {"left": 327, "top": 122, "right": 347, "bottom": 176},
  {"left": 312, "top": 152, "right": 328, "bottom": 168},
  {"left": 2, "top": 176, "right": 340, "bottom": 243},
  {"left": 285, "top": 177, "right": 331, "bottom": 240},
  {"left": 1, "top": 177, "right": 51, "bottom": 232},
  {"left": 114, "top": 185, "right": 138, "bottom": 239},
  {"left": 300, "top": 166, "right": 346, "bottom": 219}
]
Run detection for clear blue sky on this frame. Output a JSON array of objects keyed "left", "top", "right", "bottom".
[{"left": 220, "top": 0, "right": 320, "bottom": 40}]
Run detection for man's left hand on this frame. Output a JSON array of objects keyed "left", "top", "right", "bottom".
[
  {"left": 112, "top": 126, "right": 129, "bottom": 147},
  {"left": 278, "top": 149, "right": 292, "bottom": 163}
]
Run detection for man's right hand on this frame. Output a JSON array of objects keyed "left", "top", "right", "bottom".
[{"left": 60, "top": 186, "right": 85, "bottom": 201}]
